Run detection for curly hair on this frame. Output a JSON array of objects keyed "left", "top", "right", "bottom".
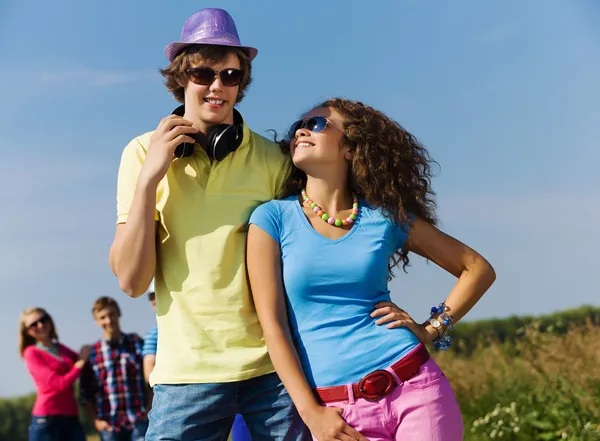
[
  {"left": 159, "top": 45, "right": 253, "bottom": 104},
  {"left": 279, "top": 98, "right": 439, "bottom": 274}
]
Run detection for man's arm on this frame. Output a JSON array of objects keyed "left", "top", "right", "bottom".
[
  {"left": 109, "top": 195, "right": 158, "bottom": 298},
  {"left": 79, "top": 362, "right": 103, "bottom": 429},
  {"left": 83, "top": 402, "right": 97, "bottom": 423},
  {"left": 141, "top": 327, "right": 157, "bottom": 385},
  {"left": 80, "top": 352, "right": 115, "bottom": 433},
  {"left": 132, "top": 333, "right": 154, "bottom": 414},
  {"left": 142, "top": 354, "right": 155, "bottom": 412},
  {"left": 143, "top": 355, "right": 156, "bottom": 385},
  {"left": 109, "top": 116, "right": 199, "bottom": 297}
]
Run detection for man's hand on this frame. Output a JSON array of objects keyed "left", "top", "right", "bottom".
[
  {"left": 303, "top": 405, "right": 368, "bottom": 441},
  {"left": 371, "top": 301, "right": 436, "bottom": 344},
  {"left": 139, "top": 115, "right": 199, "bottom": 186},
  {"left": 94, "top": 419, "right": 113, "bottom": 432}
]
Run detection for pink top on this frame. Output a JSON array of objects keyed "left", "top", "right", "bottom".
[{"left": 23, "top": 343, "right": 82, "bottom": 416}]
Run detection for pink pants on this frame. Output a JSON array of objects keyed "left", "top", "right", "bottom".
[{"left": 315, "top": 357, "right": 463, "bottom": 441}]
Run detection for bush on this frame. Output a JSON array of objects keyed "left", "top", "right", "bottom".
[
  {"left": 0, "top": 387, "right": 95, "bottom": 441},
  {"left": 450, "top": 305, "right": 600, "bottom": 355},
  {"left": 437, "top": 321, "right": 600, "bottom": 440}
]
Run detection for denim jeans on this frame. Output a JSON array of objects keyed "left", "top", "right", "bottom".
[
  {"left": 99, "top": 419, "right": 149, "bottom": 441},
  {"left": 146, "top": 372, "right": 311, "bottom": 441},
  {"left": 28, "top": 415, "right": 86, "bottom": 441}
]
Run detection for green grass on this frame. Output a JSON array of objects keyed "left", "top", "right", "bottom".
[{"left": 437, "top": 321, "right": 600, "bottom": 440}]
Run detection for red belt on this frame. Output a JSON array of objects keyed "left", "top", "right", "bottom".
[{"left": 313, "top": 344, "right": 430, "bottom": 403}]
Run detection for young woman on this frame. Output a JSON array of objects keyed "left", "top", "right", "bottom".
[
  {"left": 19, "top": 307, "right": 90, "bottom": 441},
  {"left": 247, "top": 98, "right": 496, "bottom": 441}
]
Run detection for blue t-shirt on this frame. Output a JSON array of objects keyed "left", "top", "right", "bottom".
[
  {"left": 249, "top": 196, "right": 420, "bottom": 387},
  {"left": 141, "top": 326, "right": 158, "bottom": 357}
]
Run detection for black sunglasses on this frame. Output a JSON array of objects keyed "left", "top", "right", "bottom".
[
  {"left": 28, "top": 315, "right": 50, "bottom": 330},
  {"left": 288, "top": 116, "right": 334, "bottom": 139},
  {"left": 187, "top": 67, "right": 243, "bottom": 87}
]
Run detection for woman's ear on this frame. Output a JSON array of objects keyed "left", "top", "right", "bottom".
[{"left": 344, "top": 151, "right": 353, "bottom": 160}]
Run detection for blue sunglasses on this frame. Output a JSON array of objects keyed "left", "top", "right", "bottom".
[{"left": 288, "top": 116, "right": 330, "bottom": 139}]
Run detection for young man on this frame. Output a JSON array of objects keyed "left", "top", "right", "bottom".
[
  {"left": 109, "top": 8, "right": 310, "bottom": 441},
  {"left": 80, "top": 297, "right": 148, "bottom": 441}
]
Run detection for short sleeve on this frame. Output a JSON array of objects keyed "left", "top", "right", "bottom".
[
  {"left": 249, "top": 201, "right": 282, "bottom": 244},
  {"left": 259, "top": 134, "right": 291, "bottom": 199},
  {"left": 141, "top": 327, "right": 158, "bottom": 357},
  {"left": 116, "top": 135, "right": 160, "bottom": 224},
  {"left": 395, "top": 212, "right": 415, "bottom": 250},
  {"left": 270, "top": 157, "right": 292, "bottom": 198}
]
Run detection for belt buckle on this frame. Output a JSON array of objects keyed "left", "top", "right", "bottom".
[{"left": 358, "top": 370, "right": 395, "bottom": 401}]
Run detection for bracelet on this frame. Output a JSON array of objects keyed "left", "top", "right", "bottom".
[{"left": 429, "top": 302, "right": 454, "bottom": 351}]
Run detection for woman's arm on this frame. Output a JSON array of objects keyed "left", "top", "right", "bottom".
[
  {"left": 24, "top": 348, "right": 84, "bottom": 393},
  {"left": 58, "top": 343, "right": 79, "bottom": 363},
  {"left": 372, "top": 217, "right": 496, "bottom": 340},
  {"left": 407, "top": 217, "right": 496, "bottom": 322},
  {"left": 247, "top": 224, "right": 367, "bottom": 441}
]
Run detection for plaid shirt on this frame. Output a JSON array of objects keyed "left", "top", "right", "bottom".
[{"left": 80, "top": 333, "right": 147, "bottom": 430}]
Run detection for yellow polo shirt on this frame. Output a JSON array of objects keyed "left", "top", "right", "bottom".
[{"left": 116, "top": 122, "right": 290, "bottom": 385}]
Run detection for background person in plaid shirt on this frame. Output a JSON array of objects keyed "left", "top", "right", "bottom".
[{"left": 80, "top": 297, "right": 149, "bottom": 441}]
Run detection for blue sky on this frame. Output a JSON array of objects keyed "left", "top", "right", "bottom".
[{"left": 1, "top": 1, "right": 598, "bottom": 397}]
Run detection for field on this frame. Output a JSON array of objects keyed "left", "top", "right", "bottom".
[
  {"left": 438, "top": 321, "right": 600, "bottom": 440},
  {"left": 3, "top": 307, "right": 600, "bottom": 441}
]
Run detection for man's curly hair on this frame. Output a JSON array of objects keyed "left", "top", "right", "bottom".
[{"left": 279, "top": 98, "right": 439, "bottom": 274}]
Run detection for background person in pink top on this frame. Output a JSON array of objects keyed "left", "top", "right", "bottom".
[{"left": 19, "top": 307, "right": 90, "bottom": 441}]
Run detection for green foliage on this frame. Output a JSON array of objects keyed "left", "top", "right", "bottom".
[
  {"left": 0, "top": 386, "right": 95, "bottom": 441},
  {"left": 450, "top": 305, "right": 600, "bottom": 355},
  {"left": 438, "top": 311, "right": 600, "bottom": 440},
  {"left": 466, "top": 389, "right": 600, "bottom": 440},
  {"left": 0, "top": 394, "right": 35, "bottom": 441},
  {"left": 2, "top": 305, "right": 600, "bottom": 440}
]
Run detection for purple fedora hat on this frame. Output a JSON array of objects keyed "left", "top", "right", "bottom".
[{"left": 165, "top": 8, "right": 258, "bottom": 62}]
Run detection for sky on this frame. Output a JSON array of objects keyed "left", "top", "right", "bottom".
[{"left": 0, "top": 0, "right": 598, "bottom": 397}]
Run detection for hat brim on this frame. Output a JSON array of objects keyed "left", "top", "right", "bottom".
[{"left": 165, "top": 41, "right": 258, "bottom": 62}]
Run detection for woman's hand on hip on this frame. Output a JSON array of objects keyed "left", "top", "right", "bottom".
[{"left": 371, "top": 301, "right": 436, "bottom": 344}]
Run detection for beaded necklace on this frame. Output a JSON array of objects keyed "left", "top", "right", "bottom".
[{"left": 301, "top": 189, "right": 359, "bottom": 228}]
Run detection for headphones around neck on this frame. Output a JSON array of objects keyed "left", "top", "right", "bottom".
[{"left": 171, "top": 105, "right": 244, "bottom": 161}]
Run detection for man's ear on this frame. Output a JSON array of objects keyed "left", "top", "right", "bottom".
[{"left": 176, "top": 72, "right": 188, "bottom": 87}]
